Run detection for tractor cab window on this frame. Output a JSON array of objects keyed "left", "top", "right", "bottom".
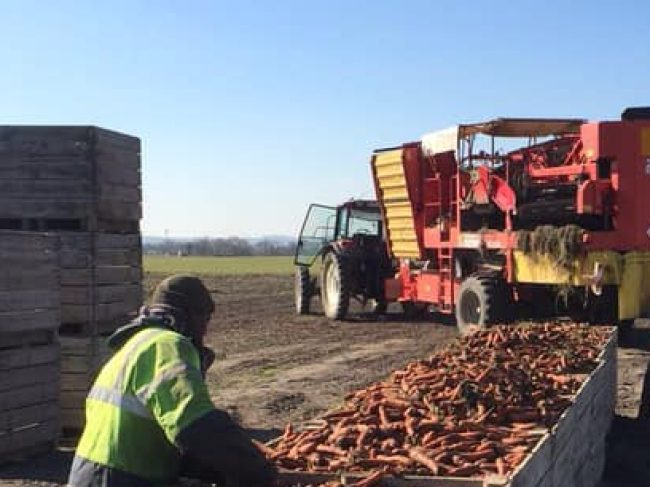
[
  {"left": 295, "top": 204, "right": 337, "bottom": 266},
  {"left": 346, "top": 209, "right": 381, "bottom": 237}
]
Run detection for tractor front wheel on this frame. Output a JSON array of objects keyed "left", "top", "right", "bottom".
[
  {"left": 294, "top": 266, "right": 313, "bottom": 315},
  {"left": 455, "top": 275, "right": 508, "bottom": 335},
  {"left": 320, "top": 252, "right": 350, "bottom": 320}
]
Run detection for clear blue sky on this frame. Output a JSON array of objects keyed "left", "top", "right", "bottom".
[{"left": 1, "top": 0, "right": 648, "bottom": 238}]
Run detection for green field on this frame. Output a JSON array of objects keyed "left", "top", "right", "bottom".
[{"left": 144, "top": 255, "right": 294, "bottom": 275}]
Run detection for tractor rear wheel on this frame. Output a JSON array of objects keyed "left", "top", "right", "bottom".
[
  {"left": 455, "top": 275, "right": 508, "bottom": 335},
  {"left": 320, "top": 252, "right": 350, "bottom": 320},
  {"left": 294, "top": 266, "right": 312, "bottom": 315}
]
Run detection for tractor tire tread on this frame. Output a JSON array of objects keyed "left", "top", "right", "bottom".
[{"left": 294, "top": 266, "right": 312, "bottom": 315}]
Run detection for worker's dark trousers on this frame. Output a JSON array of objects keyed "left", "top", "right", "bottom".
[{"left": 67, "top": 455, "right": 165, "bottom": 487}]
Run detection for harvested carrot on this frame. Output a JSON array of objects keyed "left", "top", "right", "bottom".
[
  {"left": 408, "top": 448, "right": 439, "bottom": 475},
  {"left": 374, "top": 454, "right": 412, "bottom": 467},
  {"left": 348, "top": 470, "right": 385, "bottom": 487},
  {"left": 265, "top": 324, "right": 611, "bottom": 479},
  {"left": 496, "top": 457, "right": 506, "bottom": 476},
  {"left": 315, "top": 445, "right": 346, "bottom": 456},
  {"left": 447, "top": 464, "right": 480, "bottom": 476}
]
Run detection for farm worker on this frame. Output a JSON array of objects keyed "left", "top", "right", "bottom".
[{"left": 68, "top": 275, "right": 276, "bottom": 487}]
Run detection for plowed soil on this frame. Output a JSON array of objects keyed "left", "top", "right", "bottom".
[{"left": 1, "top": 274, "right": 650, "bottom": 486}]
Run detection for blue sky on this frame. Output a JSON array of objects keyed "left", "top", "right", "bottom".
[{"left": 1, "top": 0, "right": 648, "bottom": 237}]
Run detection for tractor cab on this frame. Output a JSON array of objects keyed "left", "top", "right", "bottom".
[
  {"left": 294, "top": 200, "right": 390, "bottom": 319},
  {"left": 294, "top": 200, "right": 383, "bottom": 266}
]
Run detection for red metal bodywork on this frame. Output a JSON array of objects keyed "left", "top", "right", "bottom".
[{"left": 373, "top": 116, "right": 650, "bottom": 312}]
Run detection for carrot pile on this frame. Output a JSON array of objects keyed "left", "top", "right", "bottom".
[{"left": 265, "top": 324, "right": 612, "bottom": 482}]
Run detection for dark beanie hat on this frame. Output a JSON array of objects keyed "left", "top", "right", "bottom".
[{"left": 151, "top": 275, "right": 215, "bottom": 314}]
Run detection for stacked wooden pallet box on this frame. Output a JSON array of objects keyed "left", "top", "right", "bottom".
[
  {"left": 0, "top": 126, "right": 143, "bottom": 434},
  {"left": 0, "top": 231, "right": 60, "bottom": 459}
]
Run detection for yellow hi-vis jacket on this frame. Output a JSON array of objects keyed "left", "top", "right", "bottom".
[{"left": 74, "top": 327, "right": 215, "bottom": 484}]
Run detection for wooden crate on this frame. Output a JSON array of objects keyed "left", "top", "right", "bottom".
[
  {"left": 59, "top": 335, "right": 112, "bottom": 432},
  {"left": 0, "top": 126, "right": 141, "bottom": 232},
  {"left": 270, "top": 328, "right": 618, "bottom": 487}
]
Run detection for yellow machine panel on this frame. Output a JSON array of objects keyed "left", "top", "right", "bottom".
[
  {"left": 513, "top": 250, "right": 650, "bottom": 320},
  {"left": 372, "top": 149, "right": 420, "bottom": 259}
]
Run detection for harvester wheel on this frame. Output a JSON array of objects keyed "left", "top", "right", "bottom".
[
  {"left": 455, "top": 275, "right": 508, "bottom": 335},
  {"left": 294, "top": 266, "right": 313, "bottom": 315},
  {"left": 320, "top": 252, "right": 351, "bottom": 320}
]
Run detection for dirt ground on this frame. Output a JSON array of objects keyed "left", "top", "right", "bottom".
[{"left": 2, "top": 274, "right": 650, "bottom": 486}]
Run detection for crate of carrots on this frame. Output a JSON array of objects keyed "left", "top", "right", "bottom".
[{"left": 262, "top": 323, "right": 617, "bottom": 487}]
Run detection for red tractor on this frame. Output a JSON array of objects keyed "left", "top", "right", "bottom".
[
  {"left": 293, "top": 200, "right": 391, "bottom": 319},
  {"left": 296, "top": 107, "right": 650, "bottom": 332}
]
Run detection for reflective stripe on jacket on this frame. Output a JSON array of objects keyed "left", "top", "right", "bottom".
[{"left": 71, "top": 327, "right": 215, "bottom": 485}]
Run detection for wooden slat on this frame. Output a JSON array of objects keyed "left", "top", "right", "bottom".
[
  {"left": 0, "top": 230, "right": 58, "bottom": 250},
  {"left": 61, "top": 266, "right": 142, "bottom": 286},
  {"left": 0, "top": 268, "right": 59, "bottom": 292},
  {"left": 61, "top": 284, "right": 142, "bottom": 305},
  {"left": 61, "top": 354, "right": 109, "bottom": 374},
  {"left": 61, "top": 299, "right": 140, "bottom": 324},
  {"left": 0, "top": 125, "right": 91, "bottom": 157},
  {"left": 93, "top": 126, "right": 141, "bottom": 152},
  {"left": 0, "top": 289, "right": 59, "bottom": 312},
  {"left": 0, "top": 330, "right": 56, "bottom": 350},
  {"left": 0, "top": 382, "right": 59, "bottom": 412},
  {"left": 96, "top": 159, "right": 140, "bottom": 186},
  {"left": 0, "top": 309, "right": 60, "bottom": 333},
  {"left": 60, "top": 335, "right": 110, "bottom": 356},
  {"left": 59, "top": 232, "right": 141, "bottom": 250},
  {"left": 0, "top": 343, "right": 59, "bottom": 370},
  {"left": 0, "top": 160, "right": 92, "bottom": 180},
  {"left": 0, "top": 363, "right": 59, "bottom": 392},
  {"left": 0, "top": 179, "right": 92, "bottom": 198},
  {"left": 60, "top": 408, "right": 84, "bottom": 431},
  {"left": 0, "top": 199, "right": 92, "bottom": 219},
  {"left": 0, "top": 402, "right": 58, "bottom": 432},
  {"left": 0, "top": 419, "right": 59, "bottom": 458},
  {"left": 60, "top": 248, "right": 141, "bottom": 269},
  {"left": 60, "top": 372, "right": 95, "bottom": 392},
  {"left": 96, "top": 198, "right": 142, "bottom": 221},
  {"left": 96, "top": 184, "right": 141, "bottom": 202},
  {"left": 60, "top": 390, "right": 87, "bottom": 410}
]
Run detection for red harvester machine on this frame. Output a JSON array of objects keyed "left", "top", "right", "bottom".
[
  {"left": 371, "top": 107, "right": 650, "bottom": 332},
  {"left": 294, "top": 107, "right": 650, "bottom": 332}
]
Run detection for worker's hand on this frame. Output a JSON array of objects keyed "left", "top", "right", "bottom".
[{"left": 177, "top": 409, "right": 278, "bottom": 487}]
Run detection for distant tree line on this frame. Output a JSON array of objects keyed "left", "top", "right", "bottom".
[{"left": 144, "top": 237, "right": 296, "bottom": 256}]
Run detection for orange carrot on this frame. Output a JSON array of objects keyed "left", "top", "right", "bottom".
[
  {"left": 348, "top": 470, "right": 385, "bottom": 487},
  {"left": 408, "top": 448, "right": 439, "bottom": 475}
]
